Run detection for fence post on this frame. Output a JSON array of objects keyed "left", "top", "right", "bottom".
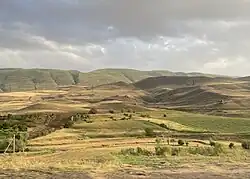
[{"left": 13, "top": 134, "right": 15, "bottom": 153}]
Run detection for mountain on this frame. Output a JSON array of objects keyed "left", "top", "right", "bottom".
[{"left": 0, "top": 68, "right": 227, "bottom": 92}]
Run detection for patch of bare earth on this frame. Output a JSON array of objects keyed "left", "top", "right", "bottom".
[
  {"left": 0, "top": 170, "right": 92, "bottom": 179},
  {"left": 106, "top": 168, "right": 250, "bottom": 179}
]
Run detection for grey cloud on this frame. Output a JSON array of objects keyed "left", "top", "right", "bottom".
[{"left": 0, "top": 0, "right": 250, "bottom": 76}]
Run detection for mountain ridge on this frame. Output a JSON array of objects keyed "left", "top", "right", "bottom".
[{"left": 0, "top": 68, "right": 235, "bottom": 92}]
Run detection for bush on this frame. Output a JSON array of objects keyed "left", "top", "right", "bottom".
[
  {"left": 163, "top": 114, "right": 167, "bottom": 117},
  {"left": 155, "top": 146, "right": 170, "bottom": 156},
  {"left": 171, "top": 148, "right": 181, "bottom": 156},
  {"left": 88, "top": 108, "right": 98, "bottom": 114},
  {"left": 64, "top": 121, "right": 74, "bottom": 128},
  {"left": 242, "top": 141, "right": 250, "bottom": 149},
  {"left": 178, "top": 139, "right": 185, "bottom": 146},
  {"left": 229, "top": 143, "right": 234, "bottom": 149},
  {"left": 144, "top": 128, "right": 155, "bottom": 137},
  {"left": 188, "top": 144, "right": 224, "bottom": 156},
  {"left": 170, "top": 138, "right": 176, "bottom": 143},
  {"left": 109, "top": 110, "right": 114, "bottom": 114},
  {"left": 120, "top": 147, "right": 152, "bottom": 156},
  {"left": 120, "top": 117, "right": 126, "bottom": 120},
  {"left": 140, "top": 114, "right": 150, "bottom": 118},
  {"left": 210, "top": 140, "right": 216, "bottom": 147},
  {"left": 186, "top": 141, "right": 189, "bottom": 146}
]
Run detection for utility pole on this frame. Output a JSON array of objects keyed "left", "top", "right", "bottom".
[{"left": 13, "top": 134, "right": 15, "bottom": 153}]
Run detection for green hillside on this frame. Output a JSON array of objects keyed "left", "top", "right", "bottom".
[{"left": 0, "top": 68, "right": 223, "bottom": 92}]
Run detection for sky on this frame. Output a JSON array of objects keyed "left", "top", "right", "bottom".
[{"left": 1, "top": 0, "right": 250, "bottom": 76}]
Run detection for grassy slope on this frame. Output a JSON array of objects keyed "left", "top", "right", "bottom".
[
  {"left": 147, "top": 110, "right": 250, "bottom": 133},
  {"left": 0, "top": 68, "right": 219, "bottom": 92}
]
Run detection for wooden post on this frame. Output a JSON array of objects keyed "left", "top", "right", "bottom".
[
  {"left": 13, "top": 134, "right": 15, "bottom": 153},
  {"left": 4, "top": 138, "right": 13, "bottom": 154}
]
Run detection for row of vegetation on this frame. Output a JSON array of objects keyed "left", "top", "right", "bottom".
[{"left": 120, "top": 137, "right": 250, "bottom": 158}]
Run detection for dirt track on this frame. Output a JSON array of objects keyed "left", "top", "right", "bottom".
[{"left": 1, "top": 169, "right": 250, "bottom": 179}]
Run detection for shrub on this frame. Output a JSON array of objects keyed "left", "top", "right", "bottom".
[
  {"left": 120, "top": 147, "right": 152, "bottom": 156},
  {"left": 188, "top": 143, "right": 224, "bottom": 156},
  {"left": 210, "top": 140, "right": 216, "bottom": 147},
  {"left": 155, "top": 146, "right": 170, "bottom": 156},
  {"left": 171, "top": 148, "right": 181, "bottom": 156},
  {"left": 140, "top": 114, "right": 150, "bottom": 118},
  {"left": 178, "top": 139, "right": 185, "bottom": 146},
  {"left": 144, "top": 128, "right": 155, "bottom": 137},
  {"left": 242, "top": 141, "right": 250, "bottom": 149},
  {"left": 229, "top": 143, "right": 234, "bottom": 149},
  {"left": 124, "top": 113, "right": 129, "bottom": 117},
  {"left": 186, "top": 141, "right": 189, "bottom": 146},
  {"left": 163, "top": 114, "right": 167, "bottom": 117},
  {"left": 136, "top": 147, "right": 153, "bottom": 156},
  {"left": 64, "top": 121, "right": 74, "bottom": 128},
  {"left": 128, "top": 114, "right": 132, "bottom": 119},
  {"left": 88, "top": 108, "right": 98, "bottom": 114},
  {"left": 109, "top": 110, "right": 114, "bottom": 114},
  {"left": 170, "top": 138, "right": 176, "bottom": 143}
]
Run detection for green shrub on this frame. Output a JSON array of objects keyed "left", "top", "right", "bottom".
[
  {"left": 64, "top": 121, "right": 74, "bottom": 128},
  {"left": 178, "top": 139, "right": 185, "bottom": 146},
  {"left": 144, "top": 128, "right": 155, "bottom": 137},
  {"left": 242, "top": 141, "right": 250, "bottom": 149},
  {"left": 229, "top": 143, "right": 234, "bottom": 149}
]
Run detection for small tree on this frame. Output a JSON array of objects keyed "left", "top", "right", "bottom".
[{"left": 229, "top": 143, "right": 234, "bottom": 149}]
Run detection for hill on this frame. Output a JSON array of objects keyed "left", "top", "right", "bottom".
[
  {"left": 0, "top": 68, "right": 220, "bottom": 92},
  {"left": 133, "top": 76, "right": 235, "bottom": 90}
]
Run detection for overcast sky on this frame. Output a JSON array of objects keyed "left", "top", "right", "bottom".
[{"left": 1, "top": 0, "right": 250, "bottom": 76}]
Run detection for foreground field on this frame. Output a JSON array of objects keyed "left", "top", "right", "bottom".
[
  {"left": 1, "top": 112, "right": 250, "bottom": 178},
  {"left": 1, "top": 85, "right": 250, "bottom": 178}
]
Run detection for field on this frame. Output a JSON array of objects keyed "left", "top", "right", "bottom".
[{"left": 1, "top": 80, "right": 250, "bottom": 178}]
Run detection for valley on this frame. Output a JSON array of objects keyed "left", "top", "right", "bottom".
[{"left": 1, "top": 68, "right": 250, "bottom": 178}]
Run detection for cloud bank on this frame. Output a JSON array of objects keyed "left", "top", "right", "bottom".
[{"left": 1, "top": 0, "right": 250, "bottom": 76}]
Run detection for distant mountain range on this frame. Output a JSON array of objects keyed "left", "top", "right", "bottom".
[{"left": 0, "top": 68, "right": 242, "bottom": 92}]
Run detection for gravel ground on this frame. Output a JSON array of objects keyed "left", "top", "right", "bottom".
[{"left": 1, "top": 169, "right": 250, "bottom": 179}]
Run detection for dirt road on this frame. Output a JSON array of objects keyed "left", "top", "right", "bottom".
[{"left": 1, "top": 169, "right": 250, "bottom": 179}]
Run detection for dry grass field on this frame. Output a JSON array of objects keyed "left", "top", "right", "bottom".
[{"left": 1, "top": 85, "right": 250, "bottom": 178}]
